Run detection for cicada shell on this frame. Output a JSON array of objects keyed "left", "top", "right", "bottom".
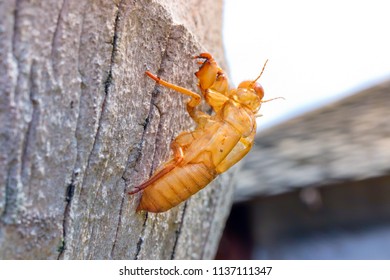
[{"left": 129, "top": 53, "right": 282, "bottom": 212}]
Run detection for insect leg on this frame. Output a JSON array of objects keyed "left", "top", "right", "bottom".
[
  {"left": 215, "top": 130, "right": 255, "bottom": 174},
  {"left": 145, "top": 70, "right": 211, "bottom": 125},
  {"left": 129, "top": 130, "right": 201, "bottom": 195},
  {"left": 194, "top": 53, "right": 218, "bottom": 91},
  {"left": 171, "top": 129, "right": 203, "bottom": 159},
  {"left": 145, "top": 71, "right": 201, "bottom": 108},
  {"left": 171, "top": 140, "right": 184, "bottom": 164},
  {"left": 128, "top": 160, "right": 177, "bottom": 195},
  {"left": 203, "top": 88, "right": 229, "bottom": 113}
]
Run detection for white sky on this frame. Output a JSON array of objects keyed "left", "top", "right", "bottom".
[{"left": 223, "top": 0, "right": 390, "bottom": 129}]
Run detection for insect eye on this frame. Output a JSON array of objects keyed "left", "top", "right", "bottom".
[
  {"left": 238, "top": 81, "right": 264, "bottom": 100},
  {"left": 252, "top": 83, "right": 264, "bottom": 100}
]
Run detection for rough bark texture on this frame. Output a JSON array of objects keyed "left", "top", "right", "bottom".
[{"left": 0, "top": 0, "right": 234, "bottom": 259}]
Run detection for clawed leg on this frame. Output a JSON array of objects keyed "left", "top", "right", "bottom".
[
  {"left": 128, "top": 160, "right": 177, "bottom": 195},
  {"left": 171, "top": 139, "right": 184, "bottom": 165},
  {"left": 128, "top": 131, "right": 191, "bottom": 195},
  {"left": 193, "top": 53, "right": 218, "bottom": 90},
  {"left": 145, "top": 71, "right": 201, "bottom": 108},
  {"left": 194, "top": 53, "right": 229, "bottom": 100},
  {"left": 145, "top": 70, "right": 211, "bottom": 125},
  {"left": 193, "top": 53, "right": 213, "bottom": 60}
]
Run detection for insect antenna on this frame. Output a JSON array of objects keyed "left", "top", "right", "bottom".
[
  {"left": 250, "top": 59, "right": 268, "bottom": 86},
  {"left": 251, "top": 59, "right": 285, "bottom": 104},
  {"left": 261, "top": 96, "right": 285, "bottom": 103},
  {"left": 255, "top": 96, "right": 285, "bottom": 119}
]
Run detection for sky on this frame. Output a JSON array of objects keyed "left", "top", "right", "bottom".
[{"left": 223, "top": 0, "right": 390, "bottom": 129}]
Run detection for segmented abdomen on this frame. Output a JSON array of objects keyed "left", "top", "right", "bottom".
[{"left": 137, "top": 162, "right": 216, "bottom": 213}]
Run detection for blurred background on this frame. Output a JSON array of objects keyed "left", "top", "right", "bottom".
[{"left": 216, "top": 0, "right": 390, "bottom": 259}]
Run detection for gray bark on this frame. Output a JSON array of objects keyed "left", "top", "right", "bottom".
[{"left": 0, "top": 0, "right": 234, "bottom": 259}]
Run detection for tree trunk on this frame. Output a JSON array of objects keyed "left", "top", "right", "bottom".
[{"left": 0, "top": 0, "right": 234, "bottom": 259}]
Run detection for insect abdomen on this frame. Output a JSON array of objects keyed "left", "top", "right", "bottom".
[{"left": 137, "top": 162, "right": 216, "bottom": 213}]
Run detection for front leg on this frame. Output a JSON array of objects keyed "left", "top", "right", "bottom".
[
  {"left": 146, "top": 71, "right": 201, "bottom": 108},
  {"left": 194, "top": 53, "right": 218, "bottom": 91},
  {"left": 145, "top": 71, "right": 210, "bottom": 124},
  {"left": 194, "top": 53, "right": 229, "bottom": 96}
]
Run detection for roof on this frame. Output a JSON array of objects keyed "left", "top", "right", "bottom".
[{"left": 236, "top": 79, "right": 390, "bottom": 202}]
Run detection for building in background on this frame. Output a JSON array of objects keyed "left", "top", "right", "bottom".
[{"left": 216, "top": 79, "right": 390, "bottom": 259}]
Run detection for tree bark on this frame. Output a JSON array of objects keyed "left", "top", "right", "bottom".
[{"left": 0, "top": 0, "right": 234, "bottom": 259}]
